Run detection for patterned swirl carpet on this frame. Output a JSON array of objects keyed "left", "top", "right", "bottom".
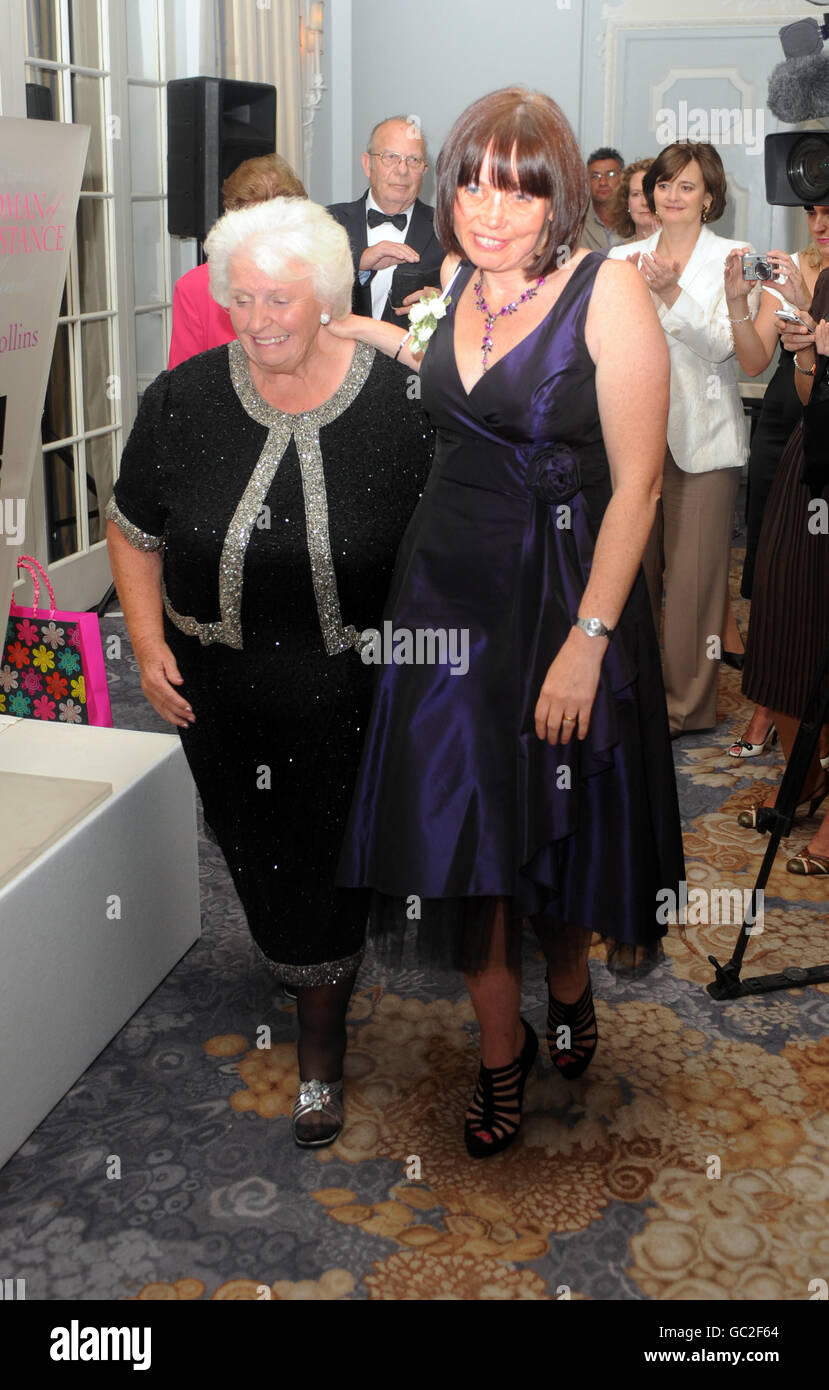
[{"left": 0, "top": 554, "right": 826, "bottom": 1302}]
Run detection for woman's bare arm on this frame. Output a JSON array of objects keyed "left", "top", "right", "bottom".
[
  {"left": 325, "top": 254, "right": 462, "bottom": 372},
  {"left": 781, "top": 318, "right": 821, "bottom": 406},
  {"left": 325, "top": 312, "right": 423, "bottom": 372},
  {"left": 723, "top": 248, "right": 806, "bottom": 376},
  {"left": 533, "top": 257, "right": 670, "bottom": 744},
  {"left": 584, "top": 257, "right": 670, "bottom": 620},
  {"left": 106, "top": 521, "right": 194, "bottom": 727}
]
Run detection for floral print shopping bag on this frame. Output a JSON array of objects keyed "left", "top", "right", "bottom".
[{"left": 2, "top": 556, "right": 112, "bottom": 727}]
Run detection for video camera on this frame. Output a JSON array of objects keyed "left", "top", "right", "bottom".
[{"left": 765, "top": 5, "right": 829, "bottom": 204}]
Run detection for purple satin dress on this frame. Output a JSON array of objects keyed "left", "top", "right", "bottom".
[{"left": 337, "top": 255, "right": 685, "bottom": 976}]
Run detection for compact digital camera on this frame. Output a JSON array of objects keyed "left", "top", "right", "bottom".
[{"left": 741, "top": 253, "right": 786, "bottom": 284}]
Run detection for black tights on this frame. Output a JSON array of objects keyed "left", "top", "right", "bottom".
[{"left": 294, "top": 974, "right": 356, "bottom": 1082}]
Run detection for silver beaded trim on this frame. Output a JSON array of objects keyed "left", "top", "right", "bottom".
[
  {"left": 256, "top": 941, "right": 364, "bottom": 987},
  {"left": 105, "top": 496, "right": 164, "bottom": 552},
  {"left": 228, "top": 338, "right": 376, "bottom": 655},
  {"left": 160, "top": 340, "right": 376, "bottom": 651},
  {"left": 294, "top": 414, "right": 360, "bottom": 656}
]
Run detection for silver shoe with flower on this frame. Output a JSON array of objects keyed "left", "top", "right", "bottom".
[{"left": 292, "top": 1077, "right": 344, "bottom": 1148}]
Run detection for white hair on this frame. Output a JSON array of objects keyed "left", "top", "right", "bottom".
[{"left": 204, "top": 197, "right": 354, "bottom": 317}]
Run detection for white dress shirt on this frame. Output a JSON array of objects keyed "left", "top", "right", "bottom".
[
  {"left": 608, "top": 226, "right": 761, "bottom": 473},
  {"left": 364, "top": 191, "right": 414, "bottom": 319}
]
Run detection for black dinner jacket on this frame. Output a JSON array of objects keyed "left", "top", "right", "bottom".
[{"left": 327, "top": 190, "right": 444, "bottom": 321}]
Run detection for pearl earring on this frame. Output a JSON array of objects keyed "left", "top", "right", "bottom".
[{"left": 320, "top": 312, "right": 331, "bottom": 324}]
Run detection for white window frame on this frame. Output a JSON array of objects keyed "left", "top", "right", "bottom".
[{"left": 0, "top": 0, "right": 196, "bottom": 610}]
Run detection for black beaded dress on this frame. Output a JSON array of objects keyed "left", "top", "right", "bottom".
[{"left": 107, "top": 340, "right": 434, "bottom": 985}]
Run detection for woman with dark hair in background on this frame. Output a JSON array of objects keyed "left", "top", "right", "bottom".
[
  {"left": 607, "top": 158, "right": 659, "bottom": 243},
  {"left": 609, "top": 141, "right": 759, "bottom": 738},
  {"left": 331, "top": 87, "right": 684, "bottom": 1157},
  {"left": 167, "top": 153, "right": 307, "bottom": 368}
]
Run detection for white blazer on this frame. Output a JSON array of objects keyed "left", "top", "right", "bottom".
[{"left": 608, "top": 226, "right": 760, "bottom": 473}]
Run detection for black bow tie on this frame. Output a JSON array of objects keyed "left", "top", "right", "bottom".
[{"left": 367, "top": 208, "right": 407, "bottom": 231}]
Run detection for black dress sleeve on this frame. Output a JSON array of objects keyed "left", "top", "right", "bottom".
[
  {"left": 106, "top": 371, "right": 175, "bottom": 551},
  {"left": 369, "top": 351, "right": 434, "bottom": 448}
]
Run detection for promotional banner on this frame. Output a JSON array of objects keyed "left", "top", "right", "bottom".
[{"left": 0, "top": 116, "right": 89, "bottom": 614}]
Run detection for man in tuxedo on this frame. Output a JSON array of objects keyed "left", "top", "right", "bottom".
[{"left": 328, "top": 115, "right": 444, "bottom": 321}]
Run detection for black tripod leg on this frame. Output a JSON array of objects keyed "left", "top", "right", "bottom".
[{"left": 708, "top": 634, "right": 829, "bottom": 998}]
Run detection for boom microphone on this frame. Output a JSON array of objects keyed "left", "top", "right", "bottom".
[
  {"left": 768, "top": 51, "right": 829, "bottom": 122},
  {"left": 780, "top": 17, "right": 825, "bottom": 57}
]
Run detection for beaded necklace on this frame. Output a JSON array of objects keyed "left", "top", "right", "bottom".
[{"left": 473, "top": 270, "right": 547, "bottom": 371}]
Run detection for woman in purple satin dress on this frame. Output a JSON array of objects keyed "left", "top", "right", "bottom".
[{"left": 330, "top": 88, "right": 685, "bottom": 1157}]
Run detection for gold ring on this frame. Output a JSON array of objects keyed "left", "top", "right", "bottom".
[{"left": 562, "top": 713, "right": 577, "bottom": 723}]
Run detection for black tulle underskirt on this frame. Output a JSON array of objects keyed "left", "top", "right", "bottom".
[{"left": 365, "top": 890, "right": 666, "bottom": 980}]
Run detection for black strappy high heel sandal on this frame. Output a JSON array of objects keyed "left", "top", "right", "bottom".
[
  {"left": 464, "top": 1018, "right": 538, "bottom": 1159},
  {"left": 546, "top": 971, "right": 598, "bottom": 1080}
]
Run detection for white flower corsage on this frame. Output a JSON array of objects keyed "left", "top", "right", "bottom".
[
  {"left": 406, "top": 292, "right": 449, "bottom": 352},
  {"left": 399, "top": 262, "right": 464, "bottom": 356}
]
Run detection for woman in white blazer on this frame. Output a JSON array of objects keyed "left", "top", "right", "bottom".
[{"left": 609, "top": 141, "right": 759, "bottom": 736}]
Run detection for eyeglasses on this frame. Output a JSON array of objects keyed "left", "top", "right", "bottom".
[
  {"left": 589, "top": 170, "right": 620, "bottom": 182},
  {"left": 369, "top": 150, "right": 426, "bottom": 170}
]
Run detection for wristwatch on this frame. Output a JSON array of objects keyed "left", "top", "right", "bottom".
[{"left": 575, "top": 617, "right": 613, "bottom": 639}]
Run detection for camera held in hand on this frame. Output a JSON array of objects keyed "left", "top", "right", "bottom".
[{"left": 741, "top": 252, "right": 786, "bottom": 284}]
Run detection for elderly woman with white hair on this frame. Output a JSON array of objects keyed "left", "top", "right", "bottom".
[{"left": 105, "top": 197, "right": 434, "bottom": 1147}]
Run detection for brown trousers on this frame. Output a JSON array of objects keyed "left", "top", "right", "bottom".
[{"left": 643, "top": 451, "right": 740, "bottom": 735}]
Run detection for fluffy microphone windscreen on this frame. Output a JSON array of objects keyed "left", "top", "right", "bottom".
[{"left": 768, "top": 53, "right": 829, "bottom": 123}]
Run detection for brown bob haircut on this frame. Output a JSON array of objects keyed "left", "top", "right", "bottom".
[
  {"left": 608, "top": 158, "right": 654, "bottom": 238},
  {"left": 642, "top": 141, "right": 727, "bottom": 222},
  {"left": 222, "top": 153, "right": 306, "bottom": 211},
  {"left": 434, "top": 87, "right": 591, "bottom": 278}
]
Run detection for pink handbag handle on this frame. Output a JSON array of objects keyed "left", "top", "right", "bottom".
[{"left": 11, "top": 555, "right": 56, "bottom": 619}]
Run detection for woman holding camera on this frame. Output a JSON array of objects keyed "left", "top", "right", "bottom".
[
  {"left": 732, "top": 249, "right": 829, "bottom": 865},
  {"left": 608, "top": 141, "right": 759, "bottom": 737},
  {"left": 722, "top": 209, "right": 829, "bottom": 759}
]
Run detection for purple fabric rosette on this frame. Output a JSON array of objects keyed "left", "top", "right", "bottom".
[{"left": 519, "top": 442, "right": 582, "bottom": 504}]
